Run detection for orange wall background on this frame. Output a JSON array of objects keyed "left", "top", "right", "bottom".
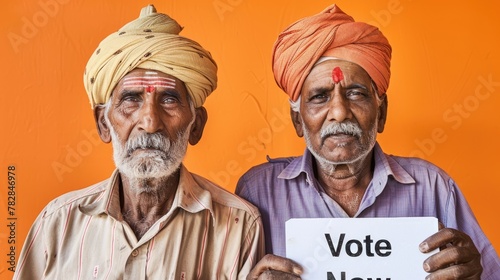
[{"left": 1, "top": 0, "right": 499, "bottom": 277}]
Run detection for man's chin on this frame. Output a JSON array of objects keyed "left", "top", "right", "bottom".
[
  {"left": 309, "top": 145, "right": 368, "bottom": 165},
  {"left": 128, "top": 149, "right": 168, "bottom": 160},
  {"left": 118, "top": 162, "right": 181, "bottom": 180}
]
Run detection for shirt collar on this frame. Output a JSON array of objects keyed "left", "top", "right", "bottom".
[
  {"left": 80, "top": 165, "right": 215, "bottom": 220},
  {"left": 369, "top": 142, "right": 415, "bottom": 196},
  {"left": 78, "top": 169, "right": 121, "bottom": 218},
  {"left": 372, "top": 142, "right": 415, "bottom": 185},
  {"left": 174, "top": 165, "right": 215, "bottom": 218},
  {"left": 277, "top": 148, "right": 316, "bottom": 186}
]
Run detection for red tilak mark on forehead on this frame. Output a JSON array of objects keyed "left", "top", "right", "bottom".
[
  {"left": 332, "top": 67, "right": 344, "bottom": 83},
  {"left": 146, "top": 85, "right": 155, "bottom": 93}
]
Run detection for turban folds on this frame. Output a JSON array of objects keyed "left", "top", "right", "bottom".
[
  {"left": 84, "top": 5, "right": 217, "bottom": 108},
  {"left": 272, "top": 4, "right": 392, "bottom": 101}
]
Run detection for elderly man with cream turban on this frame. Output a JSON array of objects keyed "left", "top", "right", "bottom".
[
  {"left": 236, "top": 4, "right": 500, "bottom": 280},
  {"left": 14, "top": 5, "right": 264, "bottom": 280}
]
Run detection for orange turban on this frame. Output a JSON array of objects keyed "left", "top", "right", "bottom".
[
  {"left": 272, "top": 4, "right": 392, "bottom": 101},
  {"left": 84, "top": 5, "right": 217, "bottom": 108}
]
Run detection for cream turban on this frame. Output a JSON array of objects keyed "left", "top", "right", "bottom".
[
  {"left": 272, "top": 4, "right": 392, "bottom": 101},
  {"left": 84, "top": 5, "right": 217, "bottom": 108}
]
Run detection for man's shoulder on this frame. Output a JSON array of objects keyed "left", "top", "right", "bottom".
[
  {"left": 42, "top": 179, "right": 109, "bottom": 217},
  {"left": 241, "top": 155, "right": 298, "bottom": 180},
  {"left": 190, "top": 173, "right": 261, "bottom": 219},
  {"left": 387, "top": 153, "right": 450, "bottom": 175},
  {"left": 382, "top": 152, "right": 455, "bottom": 186},
  {"left": 235, "top": 155, "right": 301, "bottom": 200}
]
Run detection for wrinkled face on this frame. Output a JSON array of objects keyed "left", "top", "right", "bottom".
[
  {"left": 104, "top": 69, "right": 196, "bottom": 180},
  {"left": 294, "top": 59, "right": 387, "bottom": 165}
]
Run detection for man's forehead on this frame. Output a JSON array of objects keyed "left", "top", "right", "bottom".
[
  {"left": 115, "top": 69, "right": 188, "bottom": 91},
  {"left": 310, "top": 59, "right": 371, "bottom": 81},
  {"left": 110, "top": 68, "right": 190, "bottom": 100},
  {"left": 300, "top": 59, "right": 375, "bottom": 97},
  {"left": 121, "top": 68, "right": 179, "bottom": 81}
]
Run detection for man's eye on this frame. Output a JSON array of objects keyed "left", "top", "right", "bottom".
[
  {"left": 346, "top": 90, "right": 365, "bottom": 99},
  {"left": 120, "top": 92, "right": 142, "bottom": 103},
  {"left": 162, "top": 96, "right": 178, "bottom": 104},
  {"left": 309, "top": 93, "right": 328, "bottom": 103},
  {"left": 123, "top": 96, "right": 140, "bottom": 102}
]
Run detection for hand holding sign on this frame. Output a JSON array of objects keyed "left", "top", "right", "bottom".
[
  {"left": 246, "top": 254, "right": 303, "bottom": 280},
  {"left": 420, "top": 226, "right": 483, "bottom": 280}
]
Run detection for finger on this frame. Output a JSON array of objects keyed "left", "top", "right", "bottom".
[
  {"left": 259, "top": 254, "right": 303, "bottom": 274},
  {"left": 247, "top": 254, "right": 303, "bottom": 280},
  {"left": 436, "top": 222, "right": 447, "bottom": 251},
  {"left": 258, "top": 270, "right": 302, "bottom": 280},
  {"left": 425, "top": 262, "right": 482, "bottom": 280},
  {"left": 438, "top": 222, "right": 444, "bottom": 230},
  {"left": 423, "top": 245, "right": 483, "bottom": 280},
  {"left": 423, "top": 246, "right": 480, "bottom": 272},
  {"left": 420, "top": 228, "right": 473, "bottom": 253}
]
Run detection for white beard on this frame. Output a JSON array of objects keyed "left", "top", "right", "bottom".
[
  {"left": 302, "top": 118, "right": 378, "bottom": 170},
  {"left": 105, "top": 105, "right": 195, "bottom": 183}
]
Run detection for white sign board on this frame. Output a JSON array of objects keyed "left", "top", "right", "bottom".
[{"left": 286, "top": 217, "right": 438, "bottom": 280}]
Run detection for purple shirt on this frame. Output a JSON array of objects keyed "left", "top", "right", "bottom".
[{"left": 236, "top": 143, "right": 500, "bottom": 279}]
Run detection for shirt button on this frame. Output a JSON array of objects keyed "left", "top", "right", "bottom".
[{"left": 131, "top": 249, "right": 139, "bottom": 257}]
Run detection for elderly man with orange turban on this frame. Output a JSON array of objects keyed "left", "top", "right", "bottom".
[
  {"left": 236, "top": 4, "right": 500, "bottom": 279},
  {"left": 14, "top": 5, "right": 264, "bottom": 279}
]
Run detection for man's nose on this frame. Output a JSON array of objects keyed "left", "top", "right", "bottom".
[
  {"left": 137, "top": 100, "right": 163, "bottom": 133},
  {"left": 327, "top": 92, "right": 351, "bottom": 122}
]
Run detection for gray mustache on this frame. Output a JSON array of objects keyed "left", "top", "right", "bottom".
[
  {"left": 320, "top": 122, "right": 362, "bottom": 139},
  {"left": 126, "top": 133, "right": 169, "bottom": 155}
]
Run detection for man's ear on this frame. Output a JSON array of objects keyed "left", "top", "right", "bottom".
[
  {"left": 189, "top": 106, "right": 208, "bottom": 145},
  {"left": 93, "top": 105, "right": 111, "bottom": 143},
  {"left": 290, "top": 108, "right": 304, "bottom": 137},
  {"left": 377, "top": 94, "right": 388, "bottom": 133}
]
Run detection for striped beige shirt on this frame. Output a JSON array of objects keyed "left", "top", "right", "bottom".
[{"left": 14, "top": 166, "right": 264, "bottom": 279}]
